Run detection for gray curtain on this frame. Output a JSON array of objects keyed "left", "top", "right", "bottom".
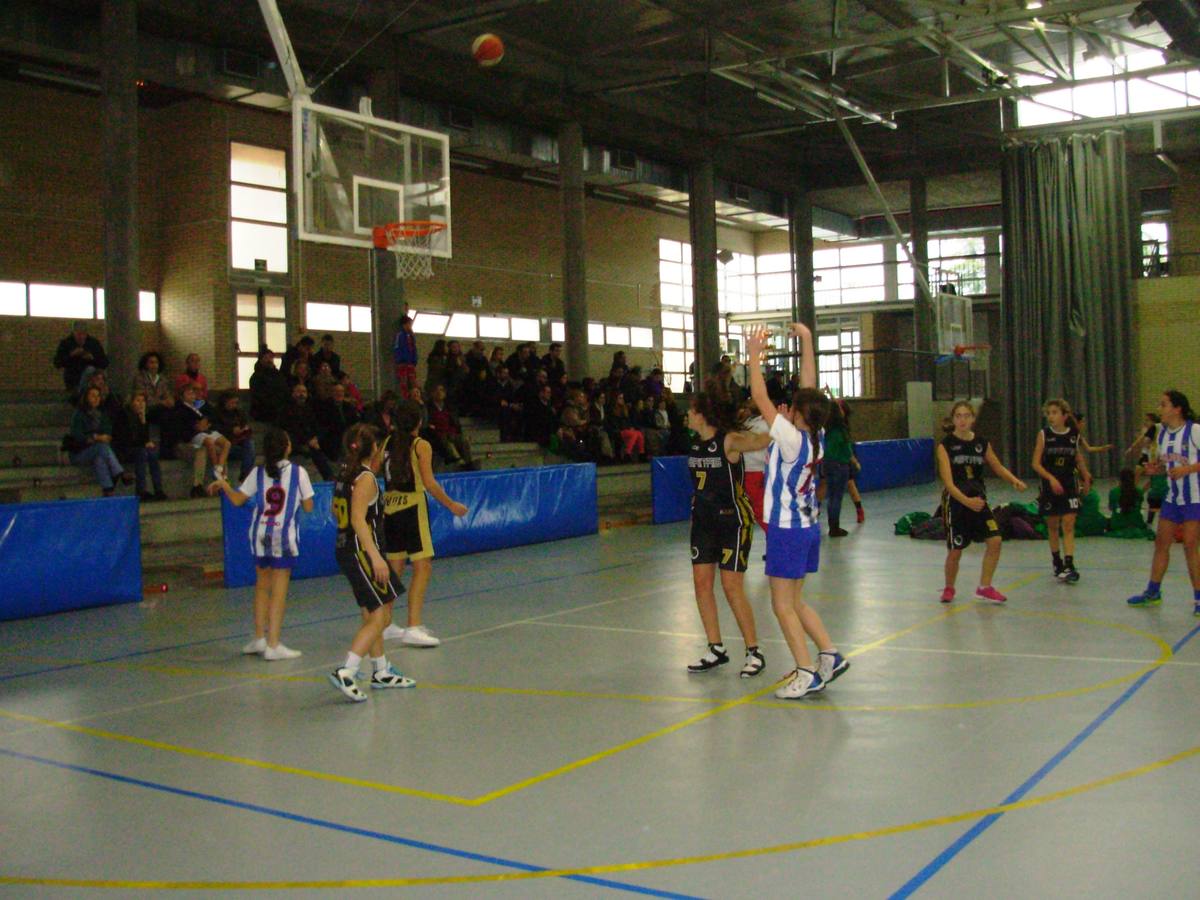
[{"left": 1001, "top": 131, "right": 1134, "bottom": 477}]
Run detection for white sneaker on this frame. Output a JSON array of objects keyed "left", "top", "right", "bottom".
[
  {"left": 241, "top": 637, "right": 266, "bottom": 655},
  {"left": 382, "top": 623, "right": 407, "bottom": 641},
  {"left": 263, "top": 643, "right": 302, "bottom": 660},
  {"left": 328, "top": 667, "right": 367, "bottom": 702},
  {"left": 401, "top": 625, "right": 441, "bottom": 647},
  {"left": 214, "top": 465, "right": 226, "bottom": 481},
  {"left": 774, "top": 667, "right": 825, "bottom": 699}
]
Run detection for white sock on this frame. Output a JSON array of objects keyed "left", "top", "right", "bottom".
[
  {"left": 342, "top": 652, "right": 362, "bottom": 674},
  {"left": 371, "top": 655, "right": 389, "bottom": 673},
  {"left": 820, "top": 648, "right": 837, "bottom": 656}
]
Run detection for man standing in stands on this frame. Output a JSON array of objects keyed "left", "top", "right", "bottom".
[
  {"left": 281, "top": 335, "right": 315, "bottom": 379},
  {"left": 392, "top": 316, "right": 418, "bottom": 398},
  {"left": 312, "top": 334, "right": 343, "bottom": 380},
  {"left": 249, "top": 347, "right": 290, "bottom": 424},
  {"left": 174, "top": 353, "right": 208, "bottom": 401},
  {"left": 54, "top": 321, "right": 108, "bottom": 398},
  {"left": 542, "top": 342, "right": 566, "bottom": 384}
]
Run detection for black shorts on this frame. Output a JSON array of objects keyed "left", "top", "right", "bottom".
[
  {"left": 1148, "top": 494, "right": 1165, "bottom": 511},
  {"left": 690, "top": 505, "right": 752, "bottom": 572},
  {"left": 1039, "top": 489, "right": 1081, "bottom": 518},
  {"left": 943, "top": 495, "right": 1000, "bottom": 550},
  {"left": 383, "top": 494, "right": 434, "bottom": 561},
  {"left": 336, "top": 548, "right": 404, "bottom": 612}
]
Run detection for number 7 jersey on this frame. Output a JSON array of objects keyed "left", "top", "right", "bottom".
[{"left": 239, "top": 461, "right": 315, "bottom": 559}]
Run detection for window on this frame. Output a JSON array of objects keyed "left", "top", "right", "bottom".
[
  {"left": 306, "top": 302, "right": 350, "bottom": 332},
  {"left": 817, "top": 327, "right": 862, "bottom": 397},
  {"left": 813, "top": 243, "right": 886, "bottom": 306},
  {"left": 658, "top": 238, "right": 693, "bottom": 308},
  {"left": 660, "top": 309, "right": 694, "bottom": 391},
  {"left": 238, "top": 292, "right": 288, "bottom": 387},
  {"left": 588, "top": 322, "right": 605, "bottom": 346},
  {"left": 0, "top": 282, "right": 24, "bottom": 316},
  {"left": 445, "top": 313, "right": 477, "bottom": 338},
  {"left": 413, "top": 312, "right": 450, "bottom": 334},
  {"left": 478, "top": 316, "right": 510, "bottom": 339},
  {"left": 551, "top": 321, "right": 565, "bottom": 342},
  {"left": 95, "top": 289, "right": 158, "bottom": 322},
  {"left": 230, "top": 142, "right": 289, "bottom": 274},
  {"left": 350, "top": 305, "right": 371, "bottom": 333},
  {"left": 630, "top": 326, "right": 653, "bottom": 348},
  {"left": 29, "top": 284, "right": 95, "bottom": 319},
  {"left": 606, "top": 325, "right": 630, "bottom": 346},
  {"left": 1142, "top": 220, "right": 1169, "bottom": 276},
  {"left": 511, "top": 317, "right": 541, "bottom": 341}
]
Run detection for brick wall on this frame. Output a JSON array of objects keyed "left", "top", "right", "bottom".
[{"left": 1133, "top": 274, "right": 1200, "bottom": 414}]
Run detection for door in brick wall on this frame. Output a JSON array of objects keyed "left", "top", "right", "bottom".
[{"left": 236, "top": 290, "right": 288, "bottom": 388}]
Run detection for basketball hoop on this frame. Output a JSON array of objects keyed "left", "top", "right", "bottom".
[
  {"left": 372, "top": 221, "right": 446, "bottom": 280},
  {"left": 953, "top": 343, "right": 991, "bottom": 369}
]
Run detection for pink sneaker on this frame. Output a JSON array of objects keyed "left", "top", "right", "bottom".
[
  {"left": 940, "top": 587, "right": 955, "bottom": 603},
  {"left": 975, "top": 585, "right": 1007, "bottom": 604}
]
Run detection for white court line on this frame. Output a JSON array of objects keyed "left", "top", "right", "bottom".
[
  {"left": 524, "top": 620, "right": 1200, "bottom": 667},
  {"left": 0, "top": 584, "right": 682, "bottom": 741}
]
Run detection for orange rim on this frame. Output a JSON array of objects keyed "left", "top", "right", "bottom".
[{"left": 372, "top": 221, "right": 447, "bottom": 248}]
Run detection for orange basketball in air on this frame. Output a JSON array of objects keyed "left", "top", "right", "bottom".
[{"left": 472, "top": 33, "right": 504, "bottom": 68}]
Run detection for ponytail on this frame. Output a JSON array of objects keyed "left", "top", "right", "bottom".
[
  {"left": 339, "top": 423, "right": 381, "bottom": 482},
  {"left": 262, "top": 426, "right": 289, "bottom": 481},
  {"left": 791, "top": 388, "right": 829, "bottom": 463},
  {"left": 689, "top": 385, "right": 736, "bottom": 433},
  {"left": 386, "top": 401, "right": 423, "bottom": 489},
  {"left": 1165, "top": 389, "right": 1195, "bottom": 422}
]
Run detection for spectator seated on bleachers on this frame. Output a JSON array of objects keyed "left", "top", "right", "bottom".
[
  {"left": 642, "top": 368, "right": 665, "bottom": 401},
  {"left": 443, "top": 341, "right": 469, "bottom": 412},
  {"left": 249, "top": 347, "right": 289, "bottom": 424},
  {"left": 427, "top": 383, "right": 476, "bottom": 469},
  {"left": 54, "top": 321, "right": 108, "bottom": 400},
  {"left": 131, "top": 351, "right": 173, "bottom": 423},
  {"left": 339, "top": 371, "right": 364, "bottom": 413},
  {"left": 173, "top": 353, "right": 209, "bottom": 401},
  {"left": 287, "top": 358, "right": 313, "bottom": 394},
  {"left": 462, "top": 340, "right": 493, "bottom": 416},
  {"left": 405, "top": 385, "right": 460, "bottom": 469},
  {"left": 505, "top": 343, "right": 539, "bottom": 386},
  {"left": 316, "top": 382, "right": 359, "bottom": 460},
  {"left": 280, "top": 334, "right": 315, "bottom": 382},
  {"left": 524, "top": 383, "right": 559, "bottom": 447},
  {"left": 312, "top": 333, "right": 343, "bottom": 379},
  {"left": 85, "top": 370, "right": 124, "bottom": 422},
  {"left": 608, "top": 394, "right": 645, "bottom": 462},
  {"left": 66, "top": 385, "right": 131, "bottom": 497},
  {"left": 172, "top": 383, "right": 231, "bottom": 498},
  {"left": 491, "top": 366, "right": 523, "bottom": 442},
  {"left": 279, "top": 382, "right": 334, "bottom": 481},
  {"left": 587, "top": 390, "right": 617, "bottom": 461},
  {"left": 424, "top": 339, "right": 448, "bottom": 399},
  {"left": 114, "top": 390, "right": 166, "bottom": 501},
  {"left": 311, "top": 360, "right": 337, "bottom": 402},
  {"left": 364, "top": 390, "right": 399, "bottom": 433},
  {"left": 214, "top": 389, "right": 255, "bottom": 482},
  {"left": 559, "top": 389, "right": 609, "bottom": 463}
]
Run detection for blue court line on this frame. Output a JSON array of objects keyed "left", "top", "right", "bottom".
[
  {"left": 0, "top": 559, "right": 639, "bottom": 684},
  {"left": 0, "top": 746, "right": 701, "bottom": 898},
  {"left": 890, "top": 621, "right": 1200, "bottom": 899}
]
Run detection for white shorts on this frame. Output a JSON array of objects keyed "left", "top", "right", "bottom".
[{"left": 190, "top": 431, "right": 221, "bottom": 448}]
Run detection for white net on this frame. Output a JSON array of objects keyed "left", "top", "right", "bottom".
[{"left": 375, "top": 223, "right": 443, "bottom": 280}]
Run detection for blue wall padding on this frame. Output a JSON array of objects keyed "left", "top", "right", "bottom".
[
  {"left": 853, "top": 438, "right": 935, "bottom": 492},
  {"left": 0, "top": 496, "right": 142, "bottom": 620},
  {"left": 222, "top": 463, "right": 598, "bottom": 588},
  {"left": 651, "top": 456, "right": 692, "bottom": 524}
]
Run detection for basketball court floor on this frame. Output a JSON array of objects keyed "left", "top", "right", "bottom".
[{"left": 2, "top": 482, "right": 1198, "bottom": 897}]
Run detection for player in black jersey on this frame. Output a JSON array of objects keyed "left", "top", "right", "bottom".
[
  {"left": 1032, "top": 399, "right": 1091, "bottom": 583},
  {"left": 328, "top": 423, "right": 415, "bottom": 702},
  {"left": 685, "top": 386, "right": 772, "bottom": 677},
  {"left": 936, "top": 401, "right": 1026, "bottom": 604}
]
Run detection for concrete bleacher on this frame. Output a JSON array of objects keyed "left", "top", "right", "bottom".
[{"left": 0, "top": 394, "right": 655, "bottom": 578}]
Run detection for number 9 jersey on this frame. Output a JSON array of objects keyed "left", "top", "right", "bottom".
[{"left": 239, "top": 461, "right": 315, "bottom": 560}]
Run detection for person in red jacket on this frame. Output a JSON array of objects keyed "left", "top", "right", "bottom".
[{"left": 174, "top": 353, "right": 208, "bottom": 400}]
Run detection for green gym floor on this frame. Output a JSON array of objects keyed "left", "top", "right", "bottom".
[{"left": 1, "top": 482, "right": 1197, "bottom": 898}]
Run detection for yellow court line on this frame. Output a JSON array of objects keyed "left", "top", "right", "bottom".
[
  {"left": 0, "top": 708, "right": 475, "bottom": 807},
  {"left": 3, "top": 742, "right": 1197, "bottom": 889}
]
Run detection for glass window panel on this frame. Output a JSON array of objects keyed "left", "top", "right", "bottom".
[
  {"left": 264, "top": 321, "right": 287, "bottom": 353},
  {"left": 29, "top": 283, "right": 94, "bottom": 319},
  {"left": 935, "top": 237, "right": 983, "bottom": 258},
  {"left": 0, "top": 282, "right": 25, "bottom": 316},
  {"left": 264, "top": 295, "right": 286, "bottom": 319},
  {"left": 683, "top": 313, "right": 694, "bottom": 329},
  {"left": 659, "top": 260, "right": 682, "bottom": 285},
  {"left": 659, "top": 238, "right": 682, "bottom": 262},
  {"left": 681, "top": 243, "right": 692, "bottom": 265},
  {"left": 661, "top": 311, "right": 683, "bottom": 329},
  {"left": 818, "top": 335, "right": 839, "bottom": 351},
  {"left": 813, "top": 268, "right": 840, "bottom": 291},
  {"left": 230, "top": 143, "right": 286, "bottom": 188},
  {"left": 814, "top": 291, "right": 841, "bottom": 307},
  {"left": 757, "top": 252, "right": 791, "bottom": 273},
  {"left": 684, "top": 351, "right": 693, "bottom": 371},
  {"left": 1017, "top": 92, "right": 1074, "bottom": 127},
  {"left": 237, "top": 320, "right": 259, "bottom": 353},
  {"left": 550, "top": 321, "right": 565, "bottom": 342},
  {"left": 898, "top": 282, "right": 915, "bottom": 300},
  {"left": 840, "top": 286, "right": 882, "bottom": 304},
  {"left": 94, "top": 289, "right": 104, "bottom": 319},
  {"left": 445, "top": 313, "right": 477, "bottom": 338},
  {"left": 412, "top": 312, "right": 449, "bottom": 334},
  {"left": 606, "top": 325, "right": 630, "bottom": 345},
  {"left": 139, "top": 291, "right": 156, "bottom": 322},
  {"left": 663, "top": 329, "right": 684, "bottom": 349},
  {"left": 685, "top": 331, "right": 694, "bottom": 349},
  {"left": 682, "top": 265, "right": 693, "bottom": 286},
  {"left": 511, "top": 316, "right": 540, "bottom": 341},
  {"left": 478, "top": 316, "right": 510, "bottom": 339},
  {"left": 757, "top": 272, "right": 792, "bottom": 295},
  {"left": 231, "top": 185, "right": 288, "bottom": 224},
  {"left": 813, "top": 248, "right": 840, "bottom": 269},
  {"left": 1072, "top": 80, "right": 1122, "bottom": 119},
  {"left": 1128, "top": 76, "right": 1187, "bottom": 114},
  {"left": 236, "top": 292, "right": 258, "bottom": 317},
  {"left": 588, "top": 322, "right": 605, "bottom": 345},
  {"left": 757, "top": 293, "right": 790, "bottom": 311},
  {"left": 630, "top": 326, "right": 653, "bottom": 348},
  {"left": 231, "top": 221, "right": 288, "bottom": 272},
  {"left": 839, "top": 243, "right": 884, "bottom": 266},
  {"left": 660, "top": 282, "right": 684, "bottom": 307},
  {"left": 306, "top": 302, "right": 349, "bottom": 332},
  {"left": 662, "top": 350, "right": 685, "bottom": 373},
  {"left": 237, "top": 356, "right": 257, "bottom": 390},
  {"left": 841, "top": 265, "right": 885, "bottom": 289},
  {"left": 350, "top": 305, "right": 371, "bottom": 333}
]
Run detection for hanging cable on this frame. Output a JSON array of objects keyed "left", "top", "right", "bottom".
[
  {"left": 308, "top": 0, "right": 365, "bottom": 88},
  {"left": 312, "top": 0, "right": 422, "bottom": 94}
]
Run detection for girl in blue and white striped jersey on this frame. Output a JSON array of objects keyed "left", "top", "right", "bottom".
[
  {"left": 1127, "top": 390, "right": 1200, "bottom": 613},
  {"left": 210, "top": 427, "right": 314, "bottom": 660},
  {"left": 746, "top": 323, "right": 849, "bottom": 700}
]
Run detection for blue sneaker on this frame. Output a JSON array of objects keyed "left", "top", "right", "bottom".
[
  {"left": 817, "top": 650, "right": 850, "bottom": 685},
  {"left": 1193, "top": 602, "right": 1200, "bottom": 618},
  {"left": 1127, "top": 590, "right": 1162, "bottom": 607}
]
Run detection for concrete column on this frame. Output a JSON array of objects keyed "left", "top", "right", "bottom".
[
  {"left": 101, "top": 0, "right": 140, "bottom": 394},
  {"left": 371, "top": 250, "right": 406, "bottom": 399},
  {"left": 789, "top": 190, "right": 815, "bottom": 334},
  {"left": 909, "top": 174, "right": 933, "bottom": 356},
  {"left": 688, "top": 158, "right": 720, "bottom": 383},
  {"left": 559, "top": 121, "right": 589, "bottom": 379}
]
